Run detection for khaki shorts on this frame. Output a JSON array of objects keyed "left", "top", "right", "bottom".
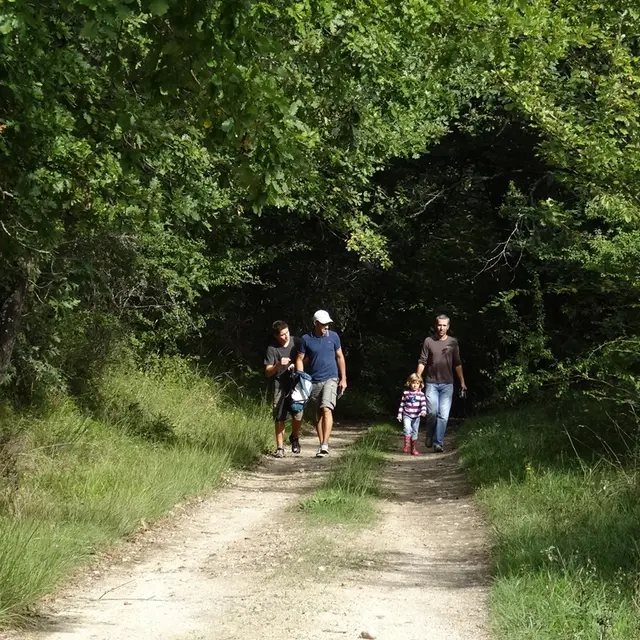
[
  {"left": 309, "top": 378, "right": 339, "bottom": 412},
  {"left": 273, "top": 385, "right": 303, "bottom": 422}
]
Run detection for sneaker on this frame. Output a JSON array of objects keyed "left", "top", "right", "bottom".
[
  {"left": 315, "top": 444, "right": 329, "bottom": 457},
  {"left": 273, "top": 447, "right": 285, "bottom": 458},
  {"left": 289, "top": 434, "right": 301, "bottom": 454},
  {"left": 433, "top": 444, "right": 444, "bottom": 453}
]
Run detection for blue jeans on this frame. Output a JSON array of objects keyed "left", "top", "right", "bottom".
[
  {"left": 402, "top": 416, "right": 420, "bottom": 441},
  {"left": 425, "top": 383, "right": 454, "bottom": 448}
]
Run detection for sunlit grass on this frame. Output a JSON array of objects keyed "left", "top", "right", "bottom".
[
  {"left": 299, "top": 424, "right": 395, "bottom": 524},
  {"left": 459, "top": 402, "right": 640, "bottom": 639},
  {"left": 0, "top": 359, "right": 272, "bottom": 627}
]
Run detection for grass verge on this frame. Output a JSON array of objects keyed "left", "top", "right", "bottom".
[
  {"left": 458, "top": 399, "right": 640, "bottom": 639},
  {"left": 0, "top": 357, "right": 272, "bottom": 627},
  {"left": 299, "top": 423, "right": 394, "bottom": 524}
]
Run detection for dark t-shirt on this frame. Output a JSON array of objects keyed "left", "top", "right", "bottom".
[
  {"left": 418, "top": 336, "right": 462, "bottom": 384},
  {"left": 298, "top": 330, "right": 342, "bottom": 382},
  {"left": 264, "top": 336, "right": 301, "bottom": 392}
]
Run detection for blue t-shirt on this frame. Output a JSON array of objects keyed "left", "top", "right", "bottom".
[{"left": 298, "top": 330, "right": 342, "bottom": 382}]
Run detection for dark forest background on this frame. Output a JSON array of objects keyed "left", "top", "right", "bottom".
[{"left": 2, "top": 1, "right": 638, "bottom": 420}]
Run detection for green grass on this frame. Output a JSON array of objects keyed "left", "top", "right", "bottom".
[
  {"left": 458, "top": 399, "right": 640, "bottom": 639},
  {"left": 0, "top": 358, "right": 272, "bottom": 626},
  {"left": 299, "top": 423, "right": 395, "bottom": 524}
]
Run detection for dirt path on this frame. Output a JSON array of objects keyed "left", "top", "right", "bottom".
[{"left": 8, "top": 423, "right": 490, "bottom": 640}]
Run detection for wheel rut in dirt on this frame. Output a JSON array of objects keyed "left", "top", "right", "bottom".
[{"left": 9, "top": 423, "right": 490, "bottom": 640}]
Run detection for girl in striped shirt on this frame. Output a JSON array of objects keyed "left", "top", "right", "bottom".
[{"left": 396, "top": 373, "right": 427, "bottom": 456}]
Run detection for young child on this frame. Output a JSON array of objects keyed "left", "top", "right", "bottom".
[{"left": 396, "top": 373, "right": 427, "bottom": 456}]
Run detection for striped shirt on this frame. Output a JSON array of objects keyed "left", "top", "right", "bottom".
[{"left": 397, "top": 390, "right": 427, "bottom": 420}]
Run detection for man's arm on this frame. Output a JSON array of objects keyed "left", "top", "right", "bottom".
[
  {"left": 456, "top": 365, "right": 466, "bottom": 391},
  {"left": 453, "top": 344, "right": 467, "bottom": 391},
  {"left": 295, "top": 336, "right": 306, "bottom": 372},
  {"left": 265, "top": 362, "right": 280, "bottom": 377},
  {"left": 264, "top": 347, "right": 280, "bottom": 378},
  {"left": 266, "top": 358, "right": 293, "bottom": 377},
  {"left": 416, "top": 338, "right": 429, "bottom": 378},
  {"left": 336, "top": 348, "right": 347, "bottom": 391}
]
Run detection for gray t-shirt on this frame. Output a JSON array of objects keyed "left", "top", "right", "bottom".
[
  {"left": 418, "top": 336, "right": 462, "bottom": 384},
  {"left": 264, "top": 336, "right": 300, "bottom": 392}
]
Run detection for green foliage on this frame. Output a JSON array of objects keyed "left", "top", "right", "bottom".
[
  {"left": 1, "top": 0, "right": 638, "bottom": 410},
  {"left": 0, "top": 0, "right": 469, "bottom": 394},
  {"left": 4, "top": 0, "right": 640, "bottom": 630},
  {"left": 459, "top": 401, "right": 640, "bottom": 638},
  {"left": 0, "top": 357, "right": 272, "bottom": 626}
]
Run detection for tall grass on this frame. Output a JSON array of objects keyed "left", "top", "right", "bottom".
[
  {"left": 458, "top": 398, "right": 640, "bottom": 639},
  {"left": 0, "top": 358, "right": 272, "bottom": 626},
  {"left": 299, "top": 424, "right": 395, "bottom": 524}
]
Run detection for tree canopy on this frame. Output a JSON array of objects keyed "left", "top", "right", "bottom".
[{"left": 1, "top": 0, "right": 639, "bottom": 413}]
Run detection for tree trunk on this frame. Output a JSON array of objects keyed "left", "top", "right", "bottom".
[{"left": 0, "top": 275, "right": 28, "bottom": 383}]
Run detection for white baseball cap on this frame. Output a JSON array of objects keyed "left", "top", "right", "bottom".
[{"left": 313, "top": 310, "right": 333, "bottom": 324}]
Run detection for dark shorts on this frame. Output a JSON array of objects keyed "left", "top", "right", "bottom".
[
  {"left": 309, "top": 378, "right": 338, "bottom": 412},
  {"left": 273, "top": 385, "right": 303, "bottom": 422}
]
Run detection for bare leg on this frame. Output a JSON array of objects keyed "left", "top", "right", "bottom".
[
  {"left": 315, "top": 412, "right": 324, "bottom": 445},
  {"left": 275, "top": 420, "right": 285, "bottom": 449},
  {"left": 320, "top": 407, "right": 333, "bottom": 444},
  {"left": 291, "top": 417, "right": 302, "bottom": 439}
]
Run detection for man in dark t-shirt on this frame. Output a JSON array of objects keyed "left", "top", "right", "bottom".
[
  {"left": 264, "top": 320, "right": 303, "bottom": 457},
  {"left": 416, "top": 314, "right": 467, "bottom": 453}
]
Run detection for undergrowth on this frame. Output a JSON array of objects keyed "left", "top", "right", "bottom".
[
  {"left": 459, "top": 397, "right": 640, "bottom": 639},
  {"left": 0, "top": 357, "right": 272, "bottom": 626}
]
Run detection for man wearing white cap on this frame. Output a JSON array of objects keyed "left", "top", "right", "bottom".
[{"left": 295, "top": 310, "right": 347, "bottom": 457}]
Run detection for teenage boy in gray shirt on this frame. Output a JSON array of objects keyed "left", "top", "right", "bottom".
[{"left": 264, "top": 320, "right": 302, "bottom": 457}]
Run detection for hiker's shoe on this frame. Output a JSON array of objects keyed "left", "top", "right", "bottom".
[
  {"left": 425, "top": 435, "right": 433, "bottom": 448},
  {"left": 289, "top": 434, "right": 301, "bottom": 454},
  {"left": 433, "top": 444, "right": 444, "bottom": 453},
  {"left": 273, "top": 447, "right": 285, "bottom": 458}
]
